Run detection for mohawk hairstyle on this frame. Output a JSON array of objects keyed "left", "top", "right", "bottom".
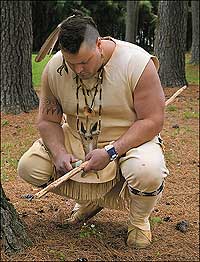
[{"left": 58, "top": 10, "right": 100, "bottom": 54}]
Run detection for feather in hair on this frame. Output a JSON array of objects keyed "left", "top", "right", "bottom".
[{"left": 35, "top": 23, "right": 61, "bottom": 62}]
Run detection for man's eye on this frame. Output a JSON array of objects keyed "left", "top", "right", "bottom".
[{"left": 68, "top": 61, "right": 88, "bottom": 66}]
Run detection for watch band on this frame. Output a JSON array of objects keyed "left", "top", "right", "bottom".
[{"left": 104, "top": 144, "right": 118, "bottom": 161}]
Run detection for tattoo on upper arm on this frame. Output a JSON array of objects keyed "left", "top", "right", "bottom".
[{"left": 41, "top": 97, "right": 63, "bottom": 115}]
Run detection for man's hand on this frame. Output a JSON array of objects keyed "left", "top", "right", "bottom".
[
  {"left": 84, "top": 148, "right": 110, "bottom": 172},
  {"left": 53, "top": 153, "right": 79, "bottom": 177}
]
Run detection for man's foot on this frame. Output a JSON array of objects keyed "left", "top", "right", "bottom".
[
  {"left": 64, "top": 203, "right": 103, "bottom": 225},
  {"left": 127, "top": 225, "right": 152, "bottom": 249}
]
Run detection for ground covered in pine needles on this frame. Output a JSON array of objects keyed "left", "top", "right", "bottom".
[{"left": 1, "top": 85, "right": 199, "bottom": 261}]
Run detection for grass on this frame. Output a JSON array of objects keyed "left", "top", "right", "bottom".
[
  {"left": 1, "top": 154, "right": 18, "bottom": 181},
  {"left": 48, "top": 250, "right": 66, "bottom": 261},
  {"left": 79, "top": 223, "right": 101, "bottom": 238},
  {"left": 1, "top": 119, "right": 10, "bottom": 127},
  {"left": 167, "top": 105, "right": 177, "bottom": 112},
  {"left": 182, "top": 126, "right": 196, "bottom": 133},
  {"left": 32, "top": 52, "right": 199, "bottom": 89},
  {"left": 183, "top": 110, "right": 199, "bottom": 119},
  {"left": 185, "top": 53, "right": 199, "bottom": 85},
  {"left": 32, "top": 53, "right": 52, "bottom": 89},
  {"left": 1, "top": 142, "right": 14, "bottom": 151},
  {"left": 150, "top": 216, "right": 163, "bottom": 228},
  {"left": 164, "top": 148, "right": 178, "bottom": 164},
  {"left": 1, "top": 141, "right": 19, "bottom": 168},
  {"left": 1, "top": 173, "right": 9, "bottom": 182}
]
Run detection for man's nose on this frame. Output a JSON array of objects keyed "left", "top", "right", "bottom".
[{"left": 74, "top": 64, "right": 83, "bottom": 74}]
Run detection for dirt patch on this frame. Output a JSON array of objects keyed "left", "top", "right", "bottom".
[{"left": 1, "top": 85, "right": 199, "bottom": 261}]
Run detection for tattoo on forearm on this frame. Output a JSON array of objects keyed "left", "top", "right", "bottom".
[{"left": 41, "top": 97, "right": 63, "bottom": 115}]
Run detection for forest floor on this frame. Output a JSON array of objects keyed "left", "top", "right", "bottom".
[{"left": 1, "top": 85, "right": 199, "bottom": 261}]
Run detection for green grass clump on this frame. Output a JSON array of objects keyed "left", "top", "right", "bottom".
[
  {"left": 185, "top": 53, "right": 199, "bottom": 85},
  {"left": 1, "top": 173, "right": 9, "bottom": 182},
  {"left": 32, "top": 54, "right": 52, "bottom": 89},
  {"left": 183, "top": 110, "right": 199, "bottom": 119},
  {"left": 1, "top": 119, "right": 10, "bottom": 126},
  {"left": 150, "top": 216, "right": 163, "bottom": 228},
  {"left": 79, "top": 223, "right": 101, "bottom": 238},
  {"left": 167, "top": 105, "right": 177, "bottom": 112}
]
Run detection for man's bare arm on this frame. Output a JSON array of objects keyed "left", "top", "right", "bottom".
[
  {"left": 37, "top": 64, "right": 77, "bottom": 173},
  {"left": 37, "top": 65, "right": 66, "bottom": 157},
  {"left": 84, "top": 59, "right": 165, "bottom": 172},
  {"left": 113, "top": 59, "right": 165, "bottom": 156}
]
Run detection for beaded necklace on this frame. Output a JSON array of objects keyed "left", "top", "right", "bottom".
[
  {"left": 75, "top": 67, "right": 104, "bottom": 179},
  {"left": 75, "top": 67, "right": 104, "bottom": 140}
]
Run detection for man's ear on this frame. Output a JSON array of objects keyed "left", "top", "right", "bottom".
[{"left": 96, "top": 37, "right": 102, "bottom": 49}]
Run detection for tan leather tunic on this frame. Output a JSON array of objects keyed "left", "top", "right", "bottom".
[{"left": 46, "top": 38, "right": 159, "bottom": 184}]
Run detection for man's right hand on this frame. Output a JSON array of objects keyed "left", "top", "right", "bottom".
[{"left": 53, "top": 153, "right": 79, "bottom": 177}]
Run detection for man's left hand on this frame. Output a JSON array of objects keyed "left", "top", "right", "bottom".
[{"left": 84, "top": 148, "right": 110, "bottom": 172}]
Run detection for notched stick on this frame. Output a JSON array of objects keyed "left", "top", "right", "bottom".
[{"left": 34, "top": 161, "right": 88, "bottom": 199}]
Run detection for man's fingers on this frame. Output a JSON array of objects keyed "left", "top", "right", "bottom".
[
  {"left": 83, "top": 161, "right": 91, "bottom": 172},
  {"left": 71, "top": 159, "right": 79, "bottom": 163},
  {"left": 64, "top": 162, "right": 73, "bottom": 172},
  {"left": 85, "top": 152, "right": 92, "bottom": 161},
  {"left": 71, "top": 155, "right": 79, "bottom": 163},
  {"left": 83, "top": 163, "right": 89, "bottom": 172},
  {"left": 56, "top": 167, "right": 67, "bottom": 177}
]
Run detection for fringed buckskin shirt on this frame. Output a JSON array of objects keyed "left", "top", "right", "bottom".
[{"left": 46, "top": 38, "right": 159, "bottom": 186}]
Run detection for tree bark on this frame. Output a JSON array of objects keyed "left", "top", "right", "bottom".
[
  {"left": 1, "top": 1, "right": 39, "bottom": 114},
  {"left": 125, "top": 1, "right": 139, "bottom": 43},
  {"left": 1, "top": 185, "right": 32, "bottom": 254},
  {"left": 190, "top": 1, "right": 199, "bottom": 64},
  {"left": 154, "top": 1, "right": 188, "bottom": 87}
]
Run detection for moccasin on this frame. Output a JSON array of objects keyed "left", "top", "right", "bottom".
[
  {"left": 64, "top": 204, "right": 103, "bottom": 225},
  {"left": 127, "top": 225, "right": 152, "bottom": 249}
]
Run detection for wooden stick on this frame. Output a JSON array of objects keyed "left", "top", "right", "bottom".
[
  {"left": 35, "top": 85, "right": 187, "bottom": 199},
  {"left": 165, "top": 85, "right": 187, "bottom": 106},
  {"left": 34, "top": 161, "right": 88, "bottom": 199}
]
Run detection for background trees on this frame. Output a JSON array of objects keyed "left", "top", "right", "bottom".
[
  {"left": 1, "top": 0, "right": 35, "bottom": 254},
  {"left": 137, "top": 1, "right": 158, "bottom": 52},
  {"left": 1, "top": 186, "right": 32, "bottom": 254},
  {"left": 32, "top": 0, "right": 127, "bottom": 51},
  {"left": 32, "top": 0, "right": 158, "bottom": 53},
  {"left": 1, "top": 1, "right": 39, "bottom": 114},
  {"left": 31, "top": 0, "right": 196, "bottom": 66},
  {"left": 32, "top": 1, "right": 60, "bottom": 52},
  {"left": 125, "top": 1, "right": 139, "bottom": 43},
  {"left": 190, "top": 1, "right": 199, "bottom": 64},
  {"left": 31, "top": 0, "right": 195, "bottom": 88},
  {"left": 154, "top": 1, "right": 188, "bottom": 87}
]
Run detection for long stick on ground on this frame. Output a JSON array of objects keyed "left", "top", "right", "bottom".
[
  {"left": 35, "top": 85, "right": 187, "bottom": 199},
  {"left": 165, "top": 85, "right": 187, "bottom": 106},
  {"left": 34, "top": 161, "right": 88, "bottom": 199}
]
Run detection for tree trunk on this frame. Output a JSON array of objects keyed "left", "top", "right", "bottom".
[
  {"left": 32, "top": 1, "right": 60, "bottom": 52},
  {"left": 125, "top": 1, "right": 139, "bottom": 43},
  {"left": 1, "top": 185, "right": 32, "bottom": 254},
  {"left": 154, "top": 1, "right": 188, "bottom": 87},
  {"left": 1, "top": 1, "right": 39, "bottom": 114},
  {"left": 190, "top": 0, "right": 199, "bottom": 64}
]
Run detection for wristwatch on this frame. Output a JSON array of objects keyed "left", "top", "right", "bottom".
[{"left": 104, "top": 144, "right": 118, "bottom": 161}]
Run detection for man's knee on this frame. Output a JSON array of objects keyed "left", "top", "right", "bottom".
[
  {"left": 120, "top": 157, "right": 166, "bottom": 192},
  {"left": 17, "top": 150, "right": 52, "bottom": 187}
]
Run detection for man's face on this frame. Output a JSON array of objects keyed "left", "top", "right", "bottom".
[{"left": 61, "top": 40, "right": 102, "bottom": 80}]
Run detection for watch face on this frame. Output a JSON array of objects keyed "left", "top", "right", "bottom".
[{"left": 105, "top": 145, "right": 118, "bottom": 161}]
